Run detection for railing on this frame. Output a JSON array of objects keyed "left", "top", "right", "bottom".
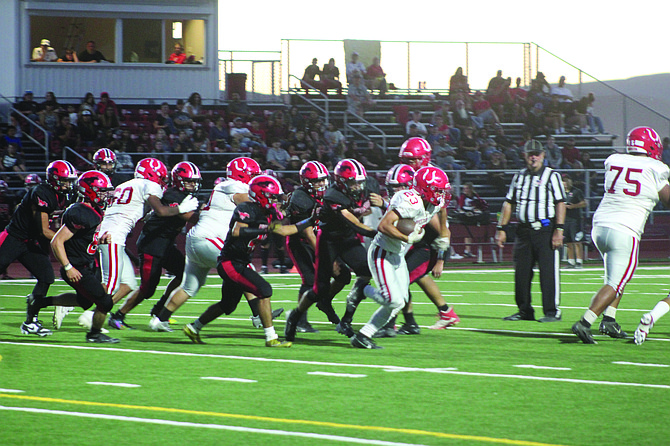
[
  {"left": 342, "top": 110, "right": 387, "bottom": 155},
  {"left": 287, "top": 74, "right": 330, "bottom": 125},
  {"left": 0, "top": 95, "right": 50, "bottom": 166}
]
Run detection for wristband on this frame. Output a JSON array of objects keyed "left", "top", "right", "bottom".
[
  {"left": 496, "top": 225, "right": 507, "bottom": 231},
  {"left": 295, "top": 217, "right": 313, "bottom": 233},
  {"left": 64, "top": 263, "right": 73, "bottom": 271},
  {"left": 555, "top": 223, "right": 564, "bottom": 230}
]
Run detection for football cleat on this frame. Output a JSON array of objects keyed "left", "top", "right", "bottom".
[
  {"left": 284, "top": 309, "right": 300, "bottom": 342},
  {"left": 20, "top": 320, "right": 53, "bottom": 337},
  {"left": 108, "top": 315, "right": 133, "bottom": 330},
  {"left": 86, "top": 332, "right": 120, "bottom": 343},
  {"left": 183, "top": 323, "right": 204, "bottom": 344},
  {"left": 265, "top": 338, "right": 293, "bottom": 348},
  {"left": 430, "top": 308, "right": 460, "bottom": 329},
  {"left": 250, "top": 307, "right": 284, "bottom": 328},
  {"left": 52, "top": 306, "right": 74, "bottom": 329},
  {"left": 634, "top": 313, "right": 654, "bottom": 345},
  {"left": 397, "top": 323, "right": 421, "bottom": 335},
  {"left": 372, "top": 327, "right": 397, "bottom": 338},
  {"left": 350, "top": 332, "right": 382, "bottom": 349},
  {"left": 149, "top": 316, "right": 173, "bottom": 332},
  {"left": 572, "top": 321, "right": 597, "bottom": 344},
  {"left": 336, "top": 320, "right": 355, "bottom": 338},
  {"left": 599, "top": 319, "right": 628, "bottom": 338}
]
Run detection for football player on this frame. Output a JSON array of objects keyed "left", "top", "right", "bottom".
[
  {"left": 1, "top": 160, "right": 76, "bottom": 336},
  {"left": 284, "top": 161, "right": 352, "bottom": 332},
  {"left": 26, "top": 170, "right": 119, "bottom": 342},
  {"left": 284, "top": 159, "right": 378, "bottom": 343},
  {"left": 183, "top": 174, "right": 312, "bottom": 347},
  {"left": 108, "top": 161, "right": 201, "bottom": 330},
  {"left": 571, "top": 127, "right": 670, "bottom": 344},
  {"left": 350, "top": 166, "right": 451, "bottom": 349},
  {"left": 79, "top": 158, "right": 198, "bottom": 331}
]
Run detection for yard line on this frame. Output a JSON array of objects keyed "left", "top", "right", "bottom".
[
  {"left": 201, "top": 377, "right": 257, "bottom": 382},
  {"left": 2, "top": 341, "right": 668, "bottom": 389},
  {"left": 612, "top": 361, "right": 669, "bottom": 367},
  {"left": 307, "top": 372, "right": 367, "bottom": 378},
  {"left": 86, "top": 382, "right": 141, "bottom": 388},
  {"left": 0, "top": 388, "right": 23, "bottom": 393},
  {"left": 514, "top": 365, "right": 572, "bottom": 371}
]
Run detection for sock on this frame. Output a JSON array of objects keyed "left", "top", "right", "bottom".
[
  {"left": 113, "top": 310, "right": 125, "bottom": 320},
  {"left": 248, "top": 298, "right": 260, "bottom": 317},
  {"left": 383, "top": 315, "right": 397, "bottom": 329},
  {"left": 649, "top": 301, "right": 670, "bottom": 323},
  {"left": 157, "top": 307, "right": 173, "bottom": 323},
  {"left": 603, "top": 306, "right": 617, "bottom": 319},
  {"left": 192, "top": 319, "right": 204, "bottom": 331},
  {"left": 581, "top": 309, "right": 598, "bottom": 327},
  {"left": 264, "top": 326, "right": 278, "bottom": 341},
  {"left": 438, "top": 304, "right": 450, "bottom": 312},
  {"left": 152, "top": 294, "right": 169, "bottom": 315},
  {"left": 568, "top": 259, "right": 576, "bottom": 266},
  {"left": 90, "top": 327, "right": 101, "bottom": 335},
  {"left": 403, "top": 312, "right": 417, "bottom": 326},
  {"left": 27, "top": 295, "right": 52, "bottom": 322},
  {"left": 277, "top": 249, "right": 285, "bottom": 268}
]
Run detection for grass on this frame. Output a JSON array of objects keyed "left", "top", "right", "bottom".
[{"left": 1, "top": 265, "right": 669, "bottom": 446}]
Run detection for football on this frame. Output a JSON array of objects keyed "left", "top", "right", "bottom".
[{"left": 394, "top": 218, "right": 416, "bottom": 235}]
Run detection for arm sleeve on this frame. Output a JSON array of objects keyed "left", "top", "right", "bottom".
[
  {"left": 550, "top": 171, "right": 567, "bottom": 202},
  {"left": 505, "top": 173, "right": 519, "bottom": 203}
]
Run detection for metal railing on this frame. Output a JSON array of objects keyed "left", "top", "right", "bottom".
[
  {"left": 343, "top": 110, "right": 387, "bottom": 155},
  {"left": 0, "top": 95, "right": 50, "bottom": 165},
  {"left": 287, "top": 74, "right": 330, "bottom": 125}
]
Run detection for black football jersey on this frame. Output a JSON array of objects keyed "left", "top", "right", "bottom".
[
  {"left": 285, "top": 186, "right": 317, "bottom": 242},
  {"left": 61, "top": 202, "right": 103, "bottom": 267},
  {"left": 5, "top": 183, "right": 66, "bottom": 241},
  {"left": 220, "top": 201, "right": 270, "bottom": 264},
  {"left": 136, "top": 187, "right": 190, "bottom": 256},
  {"left": 0, "top": 193, "right": 17, "bottom": 230},
  {"left": 317, "top": 186, "right": 359, "bottom": 240}
]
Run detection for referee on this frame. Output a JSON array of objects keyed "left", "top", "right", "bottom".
[{"left": 495, "top": 139, "right": 567, "bottom": 322}]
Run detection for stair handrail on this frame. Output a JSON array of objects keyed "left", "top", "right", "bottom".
[
  {"left": 0, "top": 95, "right": 50, "bottom": 165},
  {"left": 288, "top": 74, "right": 330, "bottom": 125},
  {"left": 343, "top": 109, "right": 387, "bottom": 155}
]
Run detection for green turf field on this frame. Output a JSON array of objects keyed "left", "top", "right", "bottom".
[{"left": 1, "top": 265, "right": 669, "bottom": 446}]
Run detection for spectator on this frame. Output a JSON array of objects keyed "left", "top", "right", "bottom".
[
  {"left": 472, "top": 91, "right": 501, "bottom": 128},
  {"left": 54, "top": 114, "right": 79, "bottom": 152},
  {"left": 476, "top": 128, "right": 499, "bottom": 161},
  {"left": 185, "top": 92, "right": 208, "bottom": 123},
  {"left": 173, "top": 99, "right": 194, "bottom": 136},
  {"left": 365, "top": 56, "right": 388, "bottom": 95},
  {"left": 79, "top": 92, "right": 98, "bottom": 121},
  {"left": 32, "top": 39, "right": 58, "bottom": 62},
  {"left": 562, "top": 174, "right": 586, "bottom": 269},
  {"left": 289, "top": 130, "right": 315, "bottom": 159},
  {"left": 580, "top": 93, "right": 605, "bottom": 134},
  {"left": 3, "top": 127, "right": 23, "bottom": 150},
  {"left": 323, "top": 122, "right": 346, "bottom": 154},
  {"left": 57, "top": 48, "right": 79, "bottom": 63},
  {"left": 172, "top": 129, "right": 195, "bottom": 153},
  {"left": 301, "top": 58, "right": 323, "bottom": 95},
  {"left": 456, "top": 182, "right": 490, "bottom": 257},
  {"left": 230, "top": 117, "right": 253, "bottom": 148},
  {"left": 288, "top": 106, "right": 306, "bottom": 132},
  {"left": 486, "top": 150, "right": 508, "bottom": 194},
  {"left": 0, "top": 143, "right": 27, "bottom": 184},
  {"left": 168, "top": 42, "right": 187, "bottom": 64},
  {"left": 192, "top": 127, "right": 211, "bottom": 152},
  {"left": 544, "top": 136, "right": 563, "bottom": 169},
  {"left": 509, "top": 77, "right": 528, "bottom": 122},
  {"left": 345, "top": 52, "right": 366, "bottom": 83},
  {"left": 38, "top": 101, "right": 59, "bottom": 136},
  {"left": 405, "top": 110, "right": 428, "bottom": 137},
  {"left": 113, "top": 143, "right": 135, "bottom": 172},
  {"left": 451, "top": 98, "right": 475, "bottom": 132},
  {"left": 579, "top": 151, "right": 599, "bottom": 192},
  {"left": 41, "top": 91, "right": 63, "bottom": 112},
  {"left": 265, "top": 114, "right": 289, "bottom": 142},
  {"left": 209, "top": 115, "right": 230, "bottom": 150},
  {"left": 432, "top": 115, "right": 460, "bottom": 146},
  {"left": 561, "top": 138, "right": 583, "bottom": 169},
  {"left": 136, "top": 131, "right": 152, "bottom": 152},
  {"left": 77, "top": 110, "right": 98, "bottom": 153},
  {"left": 459, "top": 127, "right": 483, "bottom": 169},
  {"left": 550, "top": 75, "right": 574, "bottom": 107},
  {"left": 13, "top": 91, "right": 40, "bottom": 126},
  {"left": 96, "top": 92, "right": 118, "bottom": 118},
  {"left": 321, "top": 58, "right": 343, "bottom": 96},
  {"left": 227, "top": 92, "right": 252, "bottom": 121},
  {"left": 347, "top": 74, "right": 375, "bottom": 118},
  {"left": 545, "top": 95, "right": 567, "bottom": 135},
  {"left": 305, "top": 110, "right": 323, "bottom": 133},
  {"left": 314, "top": 141, "right": 335, "bottom": 168},
  {"left": 266, "top": 139, "right": 290, "bottom": 170},
  {"left": 154, "top": 102, "right": 177, "bottom": 135},
  {"left": 449, "top": 67, "right": 470, "bottom": 96},
  {"left": 99, "top": 106, "right": 120, "bottom": 133},
  {"left": 525, "top": 102, "right": 548, "bottom": 136},
  {"left": 492, "top": 125, "right": 513, "bottom": 152},
  {"left": 110, "top": 129, "right": 136, "bottom": 154},
  {"left": 78, "top": 40, "right": 107, "bottom": 63},
  {"left": 153, "top": 128, "right": 172, "bottom": 152},
  {"left": 485, "top": 70, "right": 506, "bottom": 103}
]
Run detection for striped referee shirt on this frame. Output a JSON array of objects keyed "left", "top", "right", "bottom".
[{"left": 505, "top": 166, "right": 566, "bottom": 223}]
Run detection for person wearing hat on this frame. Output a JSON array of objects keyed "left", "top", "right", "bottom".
[
  {"left": 495, "top": 139, "right": 567, "bottom": 322},
  {"left": 346, "top": 51, "right": 366, "bottom": 84},
  {"left": 32, "top": 39, "right": 58, "bottom": 62}
]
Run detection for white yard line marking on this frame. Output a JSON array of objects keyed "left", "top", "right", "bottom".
[
  {"left": 0, "top": 388, "right": 24, "bottom": 393},
  {"left": 307, "top": 372, "right": 367, "bottom": 378},
  {"left": 612, "top": 361, "right": 669, "bottom": 368},
  {"left": 3, "top": 341, "right": 667, "bottom": 389},
  {"left": 0, "top": 405, "right": 430, "bottom": 446},
  {"left": 86, "top": 382, "right": 141, "bottom": 388},
  {"left": 514, "top": 365, "right": 572, "bottom": 371},
  {"left": 201, "top": 377, "right": 257, "bottom": 383}
]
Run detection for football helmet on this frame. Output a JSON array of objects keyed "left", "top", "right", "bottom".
[
  {"left": 227, "top": 157, "right": 261, "bottom": 184},
  {"left": 333, "top": 158, "right": 366, "bottom": 200},
  {"left": 413, "top": 166, "right": 452, "bottom": 207},
  {"left": 76, "top": 170, "right": 114, "bottom": 210},
  {"left": 135, "top": 158, "right": 169, "bottom": 189},
  {"left": 385, "top": 164, "right": 415, "bottom": 195},
  {"left": 299, "top": 161, "right": 329, "bottom": 199},
  {"left": 93, "top": 148, "right": 117, "bottom": 176},
  {"left": 213, "top": 176, "right": 225, "bottom": 187},
  {"left": 399, "top": 137, "right": 432, "bottom": 169},
  {"left": 46, "top": 160, "right": 78, "bottom": 193},
  {"left": 0, "top": 180, "right": 8, "bottom": 194},
  {"left": 25, "top": 173, "right": 42, "bottom": 187},
  {"left": 626, "top": 126, "right": 663, "bottom": 160},
  {"left": 171, "top": 161, "right": 202, "bottom": 194},
  {"left": 248, "top": 174, "right": 284, "bottom": 211}
]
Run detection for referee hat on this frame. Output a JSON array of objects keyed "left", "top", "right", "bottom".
[{"left": 523, "top": 139, "right": 545, "bottom": 155}]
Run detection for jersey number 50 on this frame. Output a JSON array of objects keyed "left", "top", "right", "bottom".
[{"left": 607, "top": 166, "right": 642, "bottom": 196}]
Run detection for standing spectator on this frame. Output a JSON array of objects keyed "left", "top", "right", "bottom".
[
  {"left": 561, "top": 138, "right": 583, "bottom": 169},
  {"left": 405, "top": 110, "right": 428, "bottom": 137},
  {"left": 266, "top": 139, "right": 290, "bottom": 170},
  {"left": 449, "top": 67, "right": 470, "bottom": 96},
  {"left": 78, "top": 41, "right": 107, "bottom": 63},
  {"left": 154, "top": 102, "right": 177, "bottom": 136},
  {"left": 456, "top": 182, "right": 490, "bottom": 257},
  {"left": 168, "top": 42, "right": 187, "bottom": 64},
  {"left": 347, "top": 74, "right": 375, "bottom": 118},
  {"left": 96, "top": 92, "right": 118, "bottom": 117},
  {"left": 32, "top": 39, "right": 58, "bottom": 62},
  {"left": 57, "top": 48, "right": 79, "bottom": 63},
  {"left": 345, "top": 52, "right": 366, "bottom": 83},
  {"left": 562, "top": 174, "right": 586, "bottom": 269},
  {"left": 495, "top": 139, "right": 567, "bottom": 322},
  {"left": 301, "top": 58, "right": 323, "bottom": 95},
  {"left": 321, "top": 58, "right": 342, "bottom": 96},
  {"left": 365, "top": 56, "right": 388, "bottom": 95},
  {"left": 544, "top": 136, "right": 563, "bottom": 169},
  {"left": 570, "top": 127, "right": 669, "bottom": 344},
  {"left": 77, "top": 110, "right": 98, "bottom": 154}
]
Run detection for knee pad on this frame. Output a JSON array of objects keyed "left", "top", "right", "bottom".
[{"left": 97, "top": 294, "right": 114, "bottom": 314}]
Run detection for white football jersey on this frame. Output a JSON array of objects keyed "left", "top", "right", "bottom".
[
  {"left": 188, "top": 179, "right": 248, "bottom": 241},
  {"left": 593, "top": 153, "right": 670, "bottom": 239},
  {"left": 99, "top": 178, "right": 164, "bottom": 245},
  {"left": 372, "top": 188, "right": 440, "bottom": 255}
]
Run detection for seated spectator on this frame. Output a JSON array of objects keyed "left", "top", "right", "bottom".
[
  {"left": 544, "top": 136, "right": 563, "bottom": 169},
  {"left": 32, "top": 39, "right": 58, "bottom": 62},
  {"left": 173, "top": 99, "right": 194, "bottom": 136},
  {"left": 432, "top": 137, "right": 463, "bottom": 171},
  {"left": 432, "top": 115, "right": 460, "bottom": 145},
  {"left": 54, "top": 114, "right": 79, "bottom": 152},
  {"left": 266, "top": 139, "right": 290, "bottom": 170},
  {"left": 550, "top": 75, "right": 575, "bottom": 108},
  {"left": 476, "top": 128, "right": 499, "bottom": 161},
  {"left": 305, "top": 110, "right": 323, "bottom": 133},
  {"left": 321, "top": 58, "right": 343, "bottom": 96},
  {"left": 227, "top": 92, "right": 253, "bottom": 122},
  {"left": 153, "top": 128, "right": 172, "bottom": 152},
  {"left": 345, "top": 52, "right": 366, "bottom": 84},
  {"left": 168, "top": 43, "right": 187, "bottom": 64},
  {"left": 289, "top": 130, "right": 314, "bottom": 159},
  {"left": 230, "top": 117, "right": 253, "bottom": 148},
  {"left": 360, "top": 141, "right": 383, "bottom": 170},
  {"left": 314, "top": 141, "right": 335, "bottom": 168},
  {"left": 451, "top": 99, "right": 475, "bottom": 132},
  {"left": 365, "top": 57, "right": 388, "bottom": 95},
  {"left": 323, "top": 122, "right": 346, "bottom": 155},
  {"left": 578, "top": 92, "right": 605, "bottom": 134},
  {"left": 527, "top": 77, "right": 551, "bottom": 110},
  {"left": 209, "top": 115, "right": 230, "bottom": 150},
  {"left": 77, "top": 110, "right": 99, "bottom": 153},
  {"left": 154, "top": 102, "right": 177, "bottom": 135},
  {"left": 459, "top": 127, "right": 483, "bottom": 169},
  {"left": 99, "top": 106, "right": 120, "bottom": 132},
  {"left": 38, "top": 101, "right": 59, "bottom": 137},
  {"left": 110, "top": 129, "right": 137, "bottom": 154},
  {"left": 288, "top": 106, "right": 306, "bottom": 132},
  {"left": 41, "top": 92, "right": 63, "bottom": 113},
  {"left": 13, "top": 91, "right": 40, "bottom": 128},
  {"left": 492, "top": 125, "right": 512, "bottom": 151},
  {"left": 0, "top": 143, "right": 27, "bottom": 185},
  {"left": 301, "top": 58, "right": 323, "bottom": 95},
  {"left": 78, "top": 41, "right": 107, "bottom": 63},
  {"left": 265, "top": 114, "right": 289, "bottom": 142},
  {"left": 544, "top": 96, "right": 566, "bottom": 134},
  {"left": 561, "top": 138, "right": 583, "bottom": 169},
  {"left": 508, "top": 77, "right": 528, "bottom": 123},
  {"left": 287, "top": 155, "right": 303, "bottom": 172},
  {"left": 79, "top": 92, "right": 98, "bottom": 121},
  {"left": 405, "top": 110, "right": 428, "bottom": 137},
  {"left": 172, "top": 130, "right": 195, "bottom": 153},
  {"left": 472, "top": 91, "right": 501, "bottom": 128},
  {"left": 113, "top": 144, "right": 135, "bottom": 172},
  {"left": 136, "top": 131, "right": 152, "bottom": 152},
  {"left": 192, "top": 127, "right": 210, "bottom": 152},
  {"left": 96, "top": 92, "right": 118, "bottom": 117},
  {"left": 57, "top": 48, "right": 79, "bottom": 63},
  {"left": 184, "top": 92, "right": 208, "bottom": 123},
  {"left": 346, "top": 73, "right": 375, "bottom": 118},
  {"left": 3, "top": 126, "right": 23, "bottom": 150},
  {"left": 486, "top": 151, "right": 508, "bottom": 194}
]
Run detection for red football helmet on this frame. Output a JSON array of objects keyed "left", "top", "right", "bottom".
[
  {"left": 299, "top": 160, "right": 329, "bottom": 198},
  {"left": 76, "top": 170, "right": 114, "bottom": 210},
  {"left": 413, "top": 166, "right": 452, "bottom": 207},
  {"left": 385, "top": 164, "right": 415, "bottom": 195},
  {"left": 227, "top": 157, "right": 261, "bottom": 184},
  {"left": 248, "top": 174, "right": 284, "bottom": 211},
  {"left": 399, "top": 137, "right": 432, "bottom": 169},
  {"left": 213, "top": 176, "right": 225, "bottom": 187},
  {"left": 333, "top": 158, "right": 366, "bottom": 200},
  {"left": 626, "top": 126, "right": 663, "bottom": 160},
  {"left": 25, "top": 173, "right": 42, "bottom": 187},
  {"left": 46, "top": 160, "right": 78, "bottom": 193},
  {"left": 134, "top": 158, "right": 169, "bottom": 189},
  {"left": 171, "top": 161, "right": 202, "bottom": 194},
  {"left": 93, "top": 148, "right": 117, "bottom": 175}
]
